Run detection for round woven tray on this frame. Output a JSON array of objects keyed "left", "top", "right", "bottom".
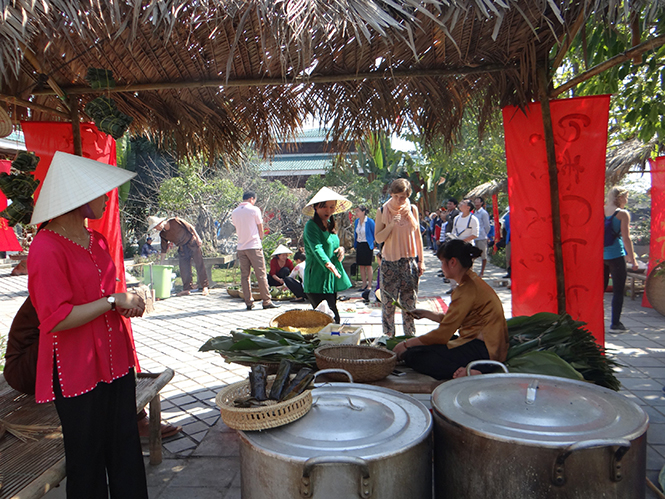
[
  {"left": 226, "top": 288, "right": 240, "bottom": 298},
  {"left": 315, "top": 345, "right": 396, "bottom": 382},
  {"left": 646, "top": 263, "right": 665, "bottom": 317},
  {"left": 215, "top": 376, "right": 312, "bottom": 431},
  {"left": 238, "top": 290, "right": 262, "bottom": 301},
  {"left": 270, "top": 309, "right": 333, "bottom": 330}
]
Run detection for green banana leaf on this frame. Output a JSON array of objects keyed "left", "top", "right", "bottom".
[{"left": 506, "top": 351, "right": 584, "bottom": 381}]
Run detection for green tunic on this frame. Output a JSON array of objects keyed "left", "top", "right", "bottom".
[{"left": 303, "top": 219, "right": 352, "bottom": 294}]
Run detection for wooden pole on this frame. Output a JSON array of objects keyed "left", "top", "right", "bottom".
[
  {"left": 30, "top": 64, "right": 510, "bottom": 96},
  {"left": 552, "top": 34, "right": 665, "bottom": 97},
  {"left": 68, "top": 96, "right": 82, "bottom": 157},
  {"left": 537, "top": 64, "right": 567, "bottom": 315},
  {"left": 0, "top": 94, "right": 69, "bottom": 119}
]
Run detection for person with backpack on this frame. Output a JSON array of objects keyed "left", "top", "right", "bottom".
[{"left": 604, "top": 186, "right": 639, "bottom": 332}]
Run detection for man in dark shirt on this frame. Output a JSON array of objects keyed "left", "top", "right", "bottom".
[
  {"left": 148, "top": 216, "right": 209, "bottom": 296},
  {"left": 140, "top": 236, "right": 158, "bottom": 257}
]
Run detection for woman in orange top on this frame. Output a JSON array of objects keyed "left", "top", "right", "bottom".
[
  {"left": 393, "top": 239, "right": 508, "bottom": 379},
  {"left": 374, "top": 179, "right": 424, "bottom": 337}
]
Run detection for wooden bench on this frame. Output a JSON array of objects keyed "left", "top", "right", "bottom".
[
  {"left": 163, "top": 254, "right": 236, "bottom": 285},
  {"left": 627, "top": 272, "right": 647, "bottom": 300},
  {"left": 0, "top": 369, "right": 174, "bottom": 499}
]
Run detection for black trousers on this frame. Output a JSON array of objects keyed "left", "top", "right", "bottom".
[
  {"left": 307, "top": 292, "right": 340, "bottom": 323},
  {"left": 604, "top": 256, "right": 627, "bottom": 326},
  {"left": 401, "top": 339, "right": 491, "bottom": 380},
  {"left": 284, "top": 276, "right": 305, "bottom": 298},
  {"left": 267, "top": 266, "right": 290, "bottom": 287},
  {"left": 54, "top": 370, "right": 148, "bottom": 499}
]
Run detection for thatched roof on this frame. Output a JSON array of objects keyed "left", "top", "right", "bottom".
[
  {"left": 465, "top": 138, "right": 658, "bottom": 198},
  {"left": 0, "top": 1, "right": 652, "bottom": 159}
]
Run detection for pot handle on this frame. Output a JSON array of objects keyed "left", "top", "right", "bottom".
[
  {"left": 300, "top": 455, "right": 371, "bottom": 498},
  {"left": 465, "top": 360, "right": 509, "bottom": 376},
  {"left": 552, "top": 439, "right": 631, "bottom": 486},
  {"left": 314, "top": 368, "right": 354, "bottom": 384}
]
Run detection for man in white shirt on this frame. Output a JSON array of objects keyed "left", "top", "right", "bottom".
[
  {"left": 231, "top": 192, "right": 279, "bottom": 311},
  {"left": 473, "top": 197, "right": 491, "bottom": 277},
  {"left": 445, "top": 199, "right": 479, "bottom": 294}
]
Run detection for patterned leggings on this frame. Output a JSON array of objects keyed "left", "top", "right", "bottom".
[{"left": 380, "top": 257, "right": 420, "bottom": 337}]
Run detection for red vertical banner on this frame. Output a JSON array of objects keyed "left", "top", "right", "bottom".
[
  {"left": 503, "top": 95, "right": 610, "bottom": 345},
  {"left": 491, "top": 193, "right": 501, "bottom": 242},
  {"left": 0, "top": 160, "right": 22, "bottom": 251},
  {"left": 643, "top": 156, "right": 665, "bottom": 307}
]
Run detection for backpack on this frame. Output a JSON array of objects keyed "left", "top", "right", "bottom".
[{"left": 604, "top": 210, "right": 620, "bottom": 247}]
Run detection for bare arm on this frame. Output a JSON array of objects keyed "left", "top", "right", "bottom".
[
  {"left": 52, "top": 292, "right": 145, "bottom": 332},
  {"left": 619, "top": 210, "right": 639, "bottom": 270},
  {"left": 413, "top": 206, "right": 425, "bottom": 274},
  {"left": 407, "top": 308, "right": 444, "bottom": 322},
  {"left": 258, "top": 223, "right": 264, "bottom": 240},
  {"left": 374, "top": 208, "right": 394, "bottom": 244}
]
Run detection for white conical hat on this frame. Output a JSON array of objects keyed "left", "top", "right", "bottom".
[
  {"left": 271, "top": 244, "right": 293, "bottom": 257},
  {"left": 30, "top": 151, "right": 136, "bottom": 225},
  {"left": 147, "top": 216, "right": 167, "bottom": 232},
  {"left": 303, "top": 187, "right": 352, "bottom": 217}
]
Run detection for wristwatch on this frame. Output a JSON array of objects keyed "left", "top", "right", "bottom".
[{"left": 106, "top": 295, "right": 116, "bottom": 311}]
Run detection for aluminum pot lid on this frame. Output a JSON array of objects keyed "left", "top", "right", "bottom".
[
  {"left": 432, "top": 373, "right": 648, "bottom": 447},
  {"left": 240, "top": 383, "right": 431, "bottom": 459}
]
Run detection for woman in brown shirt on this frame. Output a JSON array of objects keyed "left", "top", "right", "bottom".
[{"left": 393, "top": 239, "right": 508, "bottom": 379}]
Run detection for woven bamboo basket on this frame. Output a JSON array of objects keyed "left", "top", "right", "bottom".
[
  {"left": 238, "top": 290, "right": 262, "bottom": 301},
  {"left": 215, "top": 376, "right": 312, "bottom": 431},
  {"left": 314, "top": 345, "right": 397, "bottom": 382},
  {"left": 226, "top": 288, "right": 240, "bottom": 298},
  {"left": 269, "top": 309, "right": 333, "bottom": 335}
]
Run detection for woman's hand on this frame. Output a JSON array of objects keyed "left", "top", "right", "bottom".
[
  {"left": 630, "top": 261, "right": 639, "bottom": 271},
  {"left": 334, "top": 246, "right": 345, "bottom": 262},
  {"left": 392, "top": 212, "right": 401, "bottom": 224},
  {"left": 115, "top": 292, "right": 145, "bottom": 318},
  {"left": 418, "top": 262, "right": 425, "bottom": 276},
  {"left": 393, "top": 340, "right": 408, "bottom": 360},
  {"left": 406, "top": 308, "right": 427, "bottom": 320},
  {"left": 275, "top": 276, "right": 285, "bottom": 285},
  {"left": 325, "top": 261, "right": 341, "bottom": 278}
]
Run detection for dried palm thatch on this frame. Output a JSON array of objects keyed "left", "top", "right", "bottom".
[
  {"left": 467, "top": 177, "right": 508, "bottom": 198},
  {"left": 605, "top": 138, "right": 656, "bottom": 187},
  {"left": 0, "top": 1, "right": 651, "bottom": 159}
]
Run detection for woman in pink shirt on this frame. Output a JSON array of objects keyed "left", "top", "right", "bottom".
[
  {"left": 374, "top": 179, "right": 424, "bottom": 337},
  {"left": 27, "top": 152, "right": 148, "bottom": 499}
]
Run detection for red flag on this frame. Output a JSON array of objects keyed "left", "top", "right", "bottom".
[
  {"left": 643, "top": 156, "right": 665, "bottom": 307},
  {"left": 503, "top": 95, "right": 610, "bottom": 345},
  {"left": 0, "top": 160, "right": 22, "bottom": 251}
]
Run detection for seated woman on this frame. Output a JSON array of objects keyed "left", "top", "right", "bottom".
[
  {"left": 268, "top": 244, "right": 294, "bottom": 288},
  {"left": 392, "top": 240, "right": 508, "bottom": 379}
]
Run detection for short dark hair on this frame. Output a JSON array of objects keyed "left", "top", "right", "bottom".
[
  {"left": 436, "top": 239, "right": 482, "bottom": 268},
  {"left": 294, "top": 251, "right": 306, "bottom": 262},
  {"left": 475, "top": 196, "right": 485, "bottom": 206},
  {"left": 356, "top": 205, "right": 368, "bottom": 214},
  {"left": 242, "top": 191, "right": 256, "bottom": 200},
  {"left": 448, "top": 198, "right": 458, "bottom": 206},
  {"left": 146, "top": 236, "right": 152, "bottom": 241}
]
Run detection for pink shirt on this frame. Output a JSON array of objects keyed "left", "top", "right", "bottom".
[
  {"left": 232, "top": 202, "right": 263, "bottom": 250},
  {"left": 27, "top": 229, "right": 136, "bottom": 403}
]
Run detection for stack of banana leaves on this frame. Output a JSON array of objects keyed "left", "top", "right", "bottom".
[
  {"left": 380, "top": 312, "right": 621, "bottom": 391},
  {"left": 199, "top": 328, "right": 319, "bottom": 368}
]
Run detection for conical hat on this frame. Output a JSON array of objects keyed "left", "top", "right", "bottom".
[
  {"left": 303, "top": 187, "right": 352, "bottom": 217},
  {"left": 0, "top": 107, "right": 12, "bottom": 138},
  {"left": 147, "top": 216, "right": 167, "bottom": 232},
  {"left": 30, "top": 151, "right": 136, "bottom": 225},
  {"left": 271, "top": 244, "right": 293, "bottom": 257}
]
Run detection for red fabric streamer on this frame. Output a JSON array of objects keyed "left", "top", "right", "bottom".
[
  {"left": 0, "top": 160, "right": 22, "bottom": 251},
  {"left": 503, "top": 95, "right": 610, "bottom": 345},
  {"left": 491, "top": 194, "right": 501, "bottom": 243},
  {"left": 21, "top": 122, "right": 137, "bottom": 367},
  {"left": 643, "top": 156, "right": 665, "bottom": 307}
]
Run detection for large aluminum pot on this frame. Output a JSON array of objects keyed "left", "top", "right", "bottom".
[
  {"left": 432, "top": 362, "right": 648, "bottom": 499},
  {"left": 238, "top": 383, "right": 432, "bottom": 499}
]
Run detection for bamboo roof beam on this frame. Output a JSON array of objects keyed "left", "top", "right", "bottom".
[
  {"left": 30, "top": 64, "right": 510, "bottom": 96},
  {"left": 18, "top": 43, "right": 71, "bottom": 111},
  {"left": 0, "top": 94, "right": 69, "bottom": 119},
  {"left": 552, "top": 34, "right": 665, "bottom": 97}
]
